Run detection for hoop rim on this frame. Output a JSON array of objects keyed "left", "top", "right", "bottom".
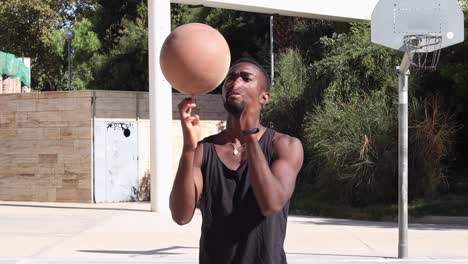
[{"left": 403, "top": 35, "right": 442, "bottom": 71}]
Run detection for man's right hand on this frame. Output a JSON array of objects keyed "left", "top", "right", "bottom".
[{"left": 178, "top": 97, "right": 201, "bottom": 151}]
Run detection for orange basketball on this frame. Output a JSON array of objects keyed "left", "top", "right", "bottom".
[{"left": 160, "top": 23, "right": 231, "bottom": 95}]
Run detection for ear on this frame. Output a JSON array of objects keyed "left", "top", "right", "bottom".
[{"left": 259, "top": 91, "right": 270, "bottom": 107}]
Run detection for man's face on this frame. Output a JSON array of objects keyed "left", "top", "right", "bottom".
[{"left": 222, "top": 63, "right": 268, "bottom": 116}]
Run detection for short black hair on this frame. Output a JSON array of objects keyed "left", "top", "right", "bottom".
[{"left": 231, "top": 58, "right": 271, "bottom": 91}]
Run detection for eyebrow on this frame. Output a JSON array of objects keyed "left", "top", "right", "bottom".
[{"left": 227, "top": 71, "right": 255, "bottom": 78}]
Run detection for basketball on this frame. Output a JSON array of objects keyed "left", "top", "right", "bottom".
[{"left": 160, "top": 23, "right": 231, "bottom": 95}]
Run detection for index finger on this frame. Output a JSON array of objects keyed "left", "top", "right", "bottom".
[{"left": 178, "top": 98, "right": 197, "bottom": 116}]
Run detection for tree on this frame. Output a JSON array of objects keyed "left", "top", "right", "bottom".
[
  {"left": 93, "top": 0, "right": 145, "bottom": 51},
  {"left": 90, "top": 4, "right": 272, "bottom": 91},
  {"left": 0, "top": 0, "right": 65, "bottom": 90},
  {"left": 90, "top": 1, "right": 148, "bottom": 90},
  {"left": 0, "top": 0, "right": 61, "bottom": 57},
  {"left": 45, "top": 18, "right": 101, "bottom": 90}
]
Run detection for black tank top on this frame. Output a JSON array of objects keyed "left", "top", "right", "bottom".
[{"left": 198, "top": 128, "right": 289, "bottom": 264}]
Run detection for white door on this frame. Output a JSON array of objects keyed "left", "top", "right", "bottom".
[{"left": 94, "top": 120, "right": 138, "bottom": 202}]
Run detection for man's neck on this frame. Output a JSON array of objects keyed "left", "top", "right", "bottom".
[{"left": 224, "top": 115, "right": 262, "bottom": 144}]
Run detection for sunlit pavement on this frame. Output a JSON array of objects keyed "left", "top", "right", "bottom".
[{"left": 1, "top": 201, "right": 467, "bottom": 264}]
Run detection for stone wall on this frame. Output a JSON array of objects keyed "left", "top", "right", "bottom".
[
  {"left": 0, "top": 91, "right": 225, "bottom": 203},
  {"left": 0, "top": 91, "right": 93, "bottom": 202}
]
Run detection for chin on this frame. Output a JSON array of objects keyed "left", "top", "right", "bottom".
[{"left": 223, "top": 101, "right": 244, "bottom": 116}]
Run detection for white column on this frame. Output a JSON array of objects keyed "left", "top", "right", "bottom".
[
  {"left": 149, "top": 0, "right": 172, "bottom": 213},
  {"left": 19, "top": 57, "right": 31, "bottom": 88}
]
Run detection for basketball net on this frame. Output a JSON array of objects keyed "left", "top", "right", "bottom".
[{"left": 403, "top": 34, "right": 443, "bottom": 72}]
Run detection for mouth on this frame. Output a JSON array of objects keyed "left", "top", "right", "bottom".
[{"left": 226, "top": 91, "right": 241, "bottom": 99}]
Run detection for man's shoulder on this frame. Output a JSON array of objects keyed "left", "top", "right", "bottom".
[
  {"left": 271, "top": 130, "right": 302, "bottom": 147},
  {"left": 270, "top": 130, "right": 304, "bottom": 165},
  {"left": 270, "top": 130, "right": 303, "bottom": 160}
]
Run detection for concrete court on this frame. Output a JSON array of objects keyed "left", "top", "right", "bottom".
[{"left": 0, "top": 201, "right": 467, "bottom": 264}]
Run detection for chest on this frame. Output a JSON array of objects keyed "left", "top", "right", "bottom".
[{"left": 214, "top": 144, "right": 247, "bottom": 171}]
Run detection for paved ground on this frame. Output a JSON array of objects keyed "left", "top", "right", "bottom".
[{"left": 0, "top": 201, "right": 467, "bottom": 264}]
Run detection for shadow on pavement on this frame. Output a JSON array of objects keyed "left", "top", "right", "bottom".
[
  {"left": 289, "top": 217, "right": 468, "bottom": 231},
  {"left": 0, "top": 203, "right": 148, "bottom": 212},
  {"left": 78, "top": 246, "right": 199, "bottom": 256},
  {"left": 287, "top": 252, "right": 394, "bottom": 259}
]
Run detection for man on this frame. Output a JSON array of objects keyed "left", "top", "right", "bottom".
[{"left": 170, "top": 58, "right": 304, "bottom": 264}]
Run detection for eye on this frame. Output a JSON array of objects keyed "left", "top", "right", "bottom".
[{"left": 240, "top": 73, "right": 253, "bottom": 81}]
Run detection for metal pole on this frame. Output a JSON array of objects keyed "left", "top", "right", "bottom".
[
  {"left": 270, "top": 15, "right": 274, "bottom": 86},
  {"left": 397, "top": 55, "right": 410, "bottom": 258},
  {"left": 68, "top": 40, "right": 72, "bottom": 90}
]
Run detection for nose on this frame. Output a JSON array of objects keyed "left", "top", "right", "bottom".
[
  {"left": 223, "top": 75, "right": 239, "bottom": 92},
  {"left": 229, "top": 75, "right": 244, "bottom": 89}
]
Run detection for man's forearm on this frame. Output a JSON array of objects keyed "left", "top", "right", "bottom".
[
  {"left": 170, "top": 149, "right": 198, "bottom": 225},
  {"left": 244, "top": 137, "right": 288, "bottom": 216}
]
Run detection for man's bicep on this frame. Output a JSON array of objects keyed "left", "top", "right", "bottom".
[{"left": 271, "top": 137, "right": 304, "bottom": 198}]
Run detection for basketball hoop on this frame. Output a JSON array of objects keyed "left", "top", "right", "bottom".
[
  {"left": 371, "top": 0, "right": 465, "bottom": 259},
  {"left": 403, "top": 35, "right": 443, "bottom": 71}
]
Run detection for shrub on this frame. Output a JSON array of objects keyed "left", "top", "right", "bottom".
[
  {"left": 303, "top": 90, "right": 398, "bottom": 205},
  {"left": 261, "top": 49, "right": 310, "bottom": 138},
  {"left": 409, "top": 95, "right": 459, "bottom": 199}
]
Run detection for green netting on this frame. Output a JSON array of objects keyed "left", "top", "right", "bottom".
[{"left": 0, "top": 51, "right": 31, "bottom": 87}]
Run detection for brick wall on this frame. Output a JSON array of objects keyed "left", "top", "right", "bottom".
[{"left": 0, "top": 91, "right": 225, "bottom": 203}]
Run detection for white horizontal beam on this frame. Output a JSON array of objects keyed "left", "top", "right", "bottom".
[{"left": 171, "top": 0, "right": 379, "bottom": 21}]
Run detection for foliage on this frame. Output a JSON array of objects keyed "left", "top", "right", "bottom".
[
  {"left": 93, "top": 0, "right": 146, "bottom": 51},
  {"left": 295, "top": 23, "right": 400, "bottom": 206},
  {"left": 409, "top": 194, "right": 468, "bottom": 216},
  {"left": 293, "top": 19, "right": 349, "bottom": 63},
  {"left": 291, "top": 193, "right": 468, "bottom": 220},
  {"left": 261, "top": 49, "right": 309, "bottom": 138},
  {"left": 303, "top": 90, "right": 398, "bottom": 205},
  {"left": 0, "top": 0, "right": 64, "bottom": 90},
  {"left": 90, "top": 3, "right": 270, "bottom": 91},
  {"left": 0, "top": 0, "right": 98, "bottom": 90},
  {"left": 312, "top": 23, "right": 400, "bottom": 100},
  {"left": 0, "top": 0, "right": 61, "bottom": 56},
  {"left": 45, "top": 18, "right": 101, "bottom": 90},
  {"left": 58, "top": 0, "right": 97, "bottom": 25},
  {"left": 298, "top": 22, "right": 462, "bottom": 207},
  {"left": 91, "top": 3, "right": 148, "bottom": 90},
  {"left": 409, "top": 96, "right": 460, "bottom": 199}
]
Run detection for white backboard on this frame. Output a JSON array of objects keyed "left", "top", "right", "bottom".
[{"left": 371, "top": 0, "right": 465, "bottom": 52}]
